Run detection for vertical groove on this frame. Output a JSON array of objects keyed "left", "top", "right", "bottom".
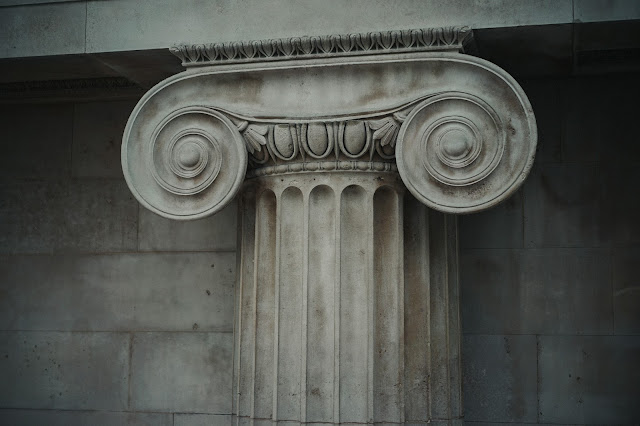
[
  {"left": 237, "top": 188, "right": 257, "bottom": 420},
  {"left": 447, "top": 214, "right": 462, "bottom": 418},
  {"left": 429, "top": 209, "right": 447, "bottom": 420},
  {"left": 250, "top": 192, "right": 260, "bottom": 420},
  {"left": 367, "top": 186, "right": 374, "bottom": 425},
  {"left": 300, "top": 189, "right": 309, "bottom": 423},
  {"left": 333, "top": 186, "right": 341, "bottom": 424},
  {"left": 253, "top": 190, "right": 277, "bottom": 420},
  {"left": 373, "top": 186, "right": 403, "bottom": 423},
  {"left": 403, "top": 196, "right": 430, "bottom": 422},
  {"left": 306, "top": 185, "right": 337, "bottom": 422},
  {"left": 276, "top": 186, "right": 304, "bottom": 421},
  {"left": 443, "top": 213, "right": 452, "bottom": 421},
  {"left": 427, "top": 209, "right": 462, "bottom": 421},
  {"left": 272, "top": 189, "right": 282, "bottom": 421},
  {"left": 339, "top": 185, "right": 369, "bottom": 423},
  {"left": 397, "top": 191, "right": 406, "bottom": 424}
]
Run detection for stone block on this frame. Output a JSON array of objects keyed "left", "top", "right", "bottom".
[
  {"left": 523, "top": 164, "right": 606, "bottom": 248},
  {"left": 0, "top": 409, "right": 172, "bottom": 426},
  {"left": 459, "top": 189, "right": 523, "bottom": 249},
  {"left": 563, "top": 78, "right": 606, "bottom": 163},
  {"left": 564, "top": 76, "right": 640, "bottom": 164},
  {"left": 461, "top": 248, "right": 612, "bottom": 335},
  {"left": 0, "top": 0, "right": 72, "bottom": 5},
  {"left": 91, "top": 49, "right": 184, "bottom": 89},
  {"left": 474, "top": 24, "right": 573, "bottom": 78},
  {"left": 462, "top": 335, "right": 537, "bottom": 423},
  {"left": 130, "top": 332, "right": 232, "bottom": 413},
  {"left": 72, "top": 100, "right": 139, "bottom": 178},
  {"left": 539, "top": 335, "right": 640, "bottom": 424},
  {"left": 0, "top": 331, "right": 129, "bottom": 410},
  {"left": 0, "top": 180, "right": 137, "bottom": 253},
  {"left": 574, "top": 0, "right": 640, "bottom": 22},
  {"left": 613, "top": 248, "right": 640, "bottom": 334},
  {"left": 175, "top": 414, "right": 232, "bottom": 426},
  {"left": 138, "top": 200, "right": 237, "bottom": 251},
  {"left": 464, "top": 423, "right": 571, "bottom": 426},
  {"left": 0, "top": 252, "right": 235, "bottom": 332},
  {"left": 519, "top": 79, "right": 565, "bottom": 163},
  {"left": 600, "top": 164, "right": 640, "bottom": 247},
  {"left": 85, "top": 0, "right": 571, "bottom": 53},
  {"left": 0, "top": 54, "right": 118, "bottom": 84},
  {"left": 0, "top": 2, "right": 86, "bottom": 58},
  {"left": 0, "top": 104, "right": 72, "bottom": 179},
  {"left": 130, "top": 253, "right": 235, "bottom": 332}
]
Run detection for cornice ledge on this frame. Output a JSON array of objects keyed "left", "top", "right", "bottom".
[{"left": 169, "top": 26, "right": 472, "bottom": 67}]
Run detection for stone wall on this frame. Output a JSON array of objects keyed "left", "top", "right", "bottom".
[
  {"left": 459, "top": 75, "right": 640, "bottom": 424},
  {"left": 0, "top": 74, "right": 639, "bottom": 424},
  {"left": 0, "top": 99, "right": 236, "bottom": 425}
]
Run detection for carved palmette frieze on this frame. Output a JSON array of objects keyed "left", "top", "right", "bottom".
[
  {"left": 228, "top": 111, "right": 409, "bottom": 176},
  {"left": 170, "top": 26, "right": 470, "bottom": 67}
]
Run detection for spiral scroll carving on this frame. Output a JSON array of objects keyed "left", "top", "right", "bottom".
[
  {"left": 122, "top": 106, "right": 247, "bottom": 220},
  {"left": 418, "top": 94, "right": 504, "bottom": 187},
  {"left": 396, "top": 90, "right": 536, "bottom": 213}
]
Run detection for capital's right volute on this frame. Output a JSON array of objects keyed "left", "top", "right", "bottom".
[{"left": 395, "top": 44, "right": 537, "bottom": 213}]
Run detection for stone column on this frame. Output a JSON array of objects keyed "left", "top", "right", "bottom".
[
  {"left": 121, "top": 26, "right": 537, "bottom": 425},
  {"left": 233, "top": 170, "right": 461, "bottom": 424}
]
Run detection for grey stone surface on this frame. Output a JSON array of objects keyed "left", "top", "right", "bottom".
[
  {"left": 564, "top": 76, "right": 640, "bottom": 164},
  {"left": 563, "top": 78, "right": 607, "bottom": 163},
  {"left": 0, "top": 252, "right": 235, "bottom": 332},
  {"left": 0, "top": 409, "right": 172, "bottom": 426},
  {"left": 138, "top": 200, "right": 237, "bottom": 251},
  {"left": 130, "top": 332, "right": 232, "bottom": 413},
  {"left": 613, "top": 248, "right": 640, "bottom": 335},
  {"left": 85, "top": 0, "right": 572, "bottom": 53},
  {"left": 0, "top": 0, "right": 76, "bottom": 5},
  {"left": 574, "top": 0, "right": 640, "bottom": 22},
  {"left": 461, "top": 248, "right": 612, "bottom": 335},
  {"left": 462, "top": 335, "right": 537, "bottom": 423},
  {"left": 0, "top": 180, "right": 137, "bottom": 253},
  {"left": 0, "top": 104, "right": 73, "bottom": 179},
  {"left": 539, "top": 335, "right": 640, "bottom": 424},
  {"left": 0, "top": 53, "right": 119, "bottom": 84},
  {"left": 0, "top": 2, "right": 86, "bottom": 58},
  {"left": 0, "top": 331, "right": 129, "bottom": 410},
  {"left": 523, "top": 163, "right": 640, "bottom": 248},
  {"left": 72, "top": 100, "right": 138, "bottom": 178},
  {"left": 474, "top": 24, "right": 573, "bottom": 78},
  {"left": 459, "top": 189, "right": 523, "bottom": 249},
  {"left": 92, "top": 49, "right": 184, "bottom": 89},
  {"left": 175, "top": 414, "right": 232, "bottom": 426},
  {"left": 523, "top": 164, "right": 605, "bottom": 248},
  {"left": 600, "top": 164, "right": 640, "bottom": 247},
  {"left": 464, "top": 423, "right": 571, "bottom": 426},
  {"left": 519, "top": 79, "right": 565, "bottom": 163}
]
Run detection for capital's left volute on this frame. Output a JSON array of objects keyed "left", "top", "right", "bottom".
[{"left": 121, "top": 80, "right": 248, "bottom": 220}]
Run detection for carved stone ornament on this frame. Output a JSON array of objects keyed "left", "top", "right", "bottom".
[
  {"left": 122, "top": 26, "right": 536, "bottom": 219},
  {"left": 121, "top": 26, "right": 538, "bottom": 424}
]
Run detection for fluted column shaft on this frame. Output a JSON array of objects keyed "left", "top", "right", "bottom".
[{"left": 233, "top": 171, "right": 462, "bottom": 425}]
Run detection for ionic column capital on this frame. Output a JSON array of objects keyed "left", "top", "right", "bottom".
[{"left": 122, "top": 26, "right": 536, "bottom": 219}]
